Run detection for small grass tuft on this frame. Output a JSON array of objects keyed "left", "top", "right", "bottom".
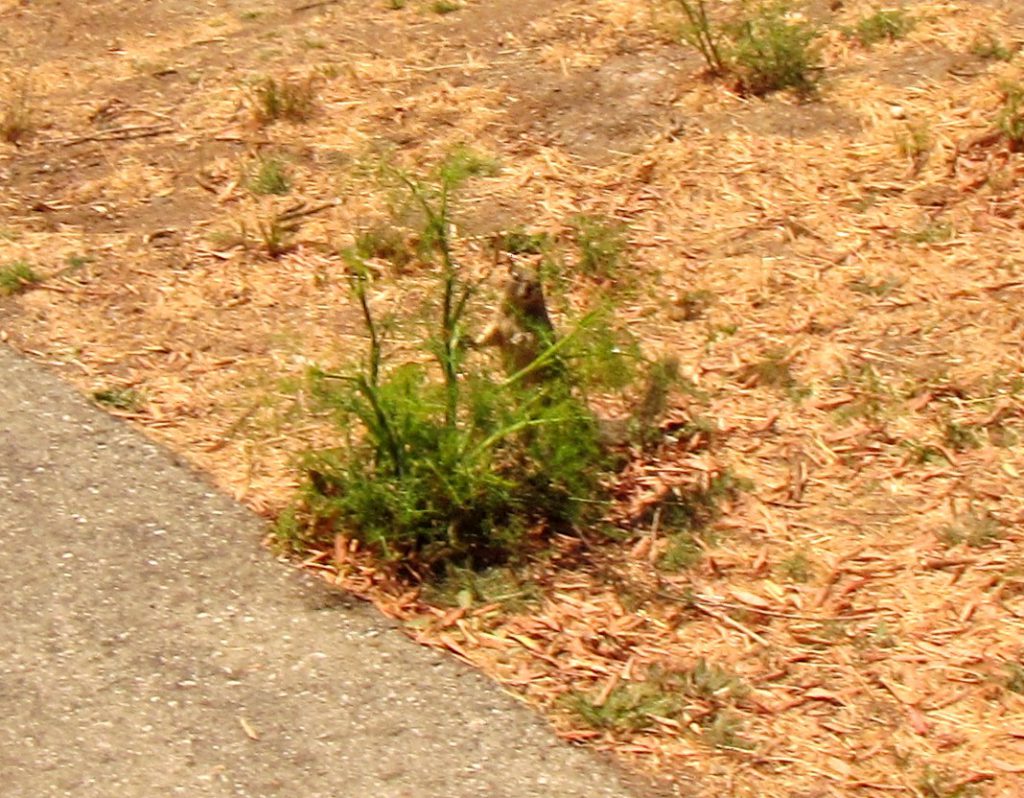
[
  {"left": 354, "top": 223, "right": 416, "bottom": 272},
  {"left": 1, "top": 73, "right": 34, "bottom": 144},
  {"left": 1005, "top": 662, "right": 1024, "bottom": 694},
  {"left": 939, "top": 511, "right": 1003, "bottom": 549},
  {"left": 0, "top": 260, "right": 40, "bottom": 295},
  {"left": 92, "top": 387, "right": 144, "bottom": 412},
  {"left": 996, "top": 81, "right": 1024, "bottom": 151},
  {"left": 971, "top": 33, "right": 1016, "bottom": 62},
  {"left": 246, "top": 74, "right": 319, "bottom": 125},
  {"left": 779, "top": 550, "right": 813, "bottom": 582},
  {"left": 572, "top": 214, "right": 628, "bottom": 279},
  {"left": 247, "top": 156, "right": 292, "bottom": 195},
  {"left": 432, "top": 0, "right": 460, "bottom": 13},
  {"left": 849, "top": 8, "right": 914, "bottom": 47}
]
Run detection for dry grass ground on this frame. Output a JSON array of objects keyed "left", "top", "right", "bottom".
[{"left": 3, "top": 0, "right": 1024, "bottom": 795}]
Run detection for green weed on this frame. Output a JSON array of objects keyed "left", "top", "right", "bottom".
[
  {"left": 673, "top": 289, "right": 715, "bottom": 321},
  {"left": 905, "top": 219, "right": 954, "bottom": 244},
  {"left": 1005, "top": 661, "right": 1024, "bottom": 694},
  {"left": 432, "top": 0, "right": 460, "bottom": 13},
  {"left": 658, "top": 531, "right": 704, "bottom": 571},
  {"left": 0, "top": 260, "right": 40, "bottom": 295},
  {"left": 996, "top": 81, "right": 1024, "bottom": 151},
  {"left": 247, "top": 156, "right": 292, "bottom": 195},
  {"left": 246, "top": 74, "right": 319, "bottom": 125},
  {"left": 354, "top": 223, "right": 415, "bottom": 272},
  {"left": 943, "top": 420, "right": 980, "bottom": 451},
  {"left": 568, "top": 680, "right": 684, "bottom": 732},
  {"left": 669, "top": 1, "right": 821, "bottom": 95},
  {"left": 670, "top": 0, "right": 729, "bottom": 74},
  {"left": 779, "top": 550, "right": 813, "bottom": 582},
  {"left": 939, "top": 511, "right": 1003, "bottom": 549},
  {"left": 569, "top": 660, "right": 748, "bottom": 734},
  {"left": 848, "top": 274, "right": 902, "bottom": 297},
  {"left": 849, "top": 8, "right": 914, "bottom": 47},
  {"left": 701, "top": 711, "right": 754, "bottom": 750},
  {"left": 572, "top": 214, "right": 628, "bottom": 279},
  {"left": 92, "top": 387, "right": 144, "bottom": 412},
  {"left": 740, "top": 348, "right": 797, "bottom": 391},
  {"left": 727, "top": 4, "right": 822, "bottom": 96},
  {"left": 896, "top": 121, "right": 932, "bottom": 172},
  {"left": 284, "top": 151, "right": 647, "bottom": 571},
  {"left": 971, "top": 33, "right": 1016, "bottom": 62}
]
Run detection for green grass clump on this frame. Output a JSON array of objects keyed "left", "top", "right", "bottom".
[
  {"left": 726, "top": 4, "right": 822, "bottom": 96},
  {"left": 849, "top": 8, "right": 914, "bottom": 47},
  {"left": 0, "top": 260, "right": 40, "bottom": 295},
  {"left": 569, "top": 660, "right": 749, "bottom": 740},
  {"left": 669, "top": 1, "right": 821, "bottom": 96},
  {"left": 432, "top": 0, "right": 460, "bottom": 13},
  {"left": 281, "top": 151, "right": 655, "bottom": 572},
  {"left": 247, "top": 75, "right": 319, "bottom": 124},
  {"left": 247, "top": 156, "right": 292, "bottom": 195}
]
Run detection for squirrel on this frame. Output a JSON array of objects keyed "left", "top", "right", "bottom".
[{"left": 475, "top": 262, "right": 559, "bottom": 384}]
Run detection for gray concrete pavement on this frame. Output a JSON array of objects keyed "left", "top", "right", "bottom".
[{"left": 0, "top": 344, "right": 646, "bottom": 798}]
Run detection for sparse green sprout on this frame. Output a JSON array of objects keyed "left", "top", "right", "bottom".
[
  {"left": 997, "top": 81, "right": 1024, "bottom": 151},
  {"left": 671, "top": 0, "right": 729, "bottom": 75},
  {"left": 939, "top": 511, "right": 1003, "bottom": 549},
  {"left": 848, "top": 274, "right": 902, "bottom": 297},
  {"left": 500, "top": 227, "right": 551, "bottom": 256},
  {"left": 905, "top": 219, "right": 954, "bottom": 244},
  {"left": 684, "top": 658, "right": 750, "bottom": 701},
  {"left": 246, "top": 74, "right": 319, "bottom": 125},
  {"left": 92, "top": 387, "right": 144, "bottom": 412},
  {"left": 971, "top": 33, "right": 1016, "bottom": 62},
  {"left": 0, "top": 260, "right": 40, "bottom": 295},
  {"left": 740, "top": 348, "right": 796, "bottom": 391},
  {"left": 388, "top": 0, "right": 407, "bottom": 8},
  {"left": 700, "top": 711, "right": 754, "bottom": 750},
  {"left": 432, "top": 0, "right": 460, "bottom": 13},
  {"left": 247, "top": 156, "right": 292, "bottom": 195},
  {"left": 354, "top": 223, "right": 415, "bottom": 272},
  {"left": 1006, "top": 662, "right": 1024, "bottom": 694},
  {"left": 779, "top": 550, "right": 813, "bottom": 582},
  {"left": 572, "top": 214, "right": 628, "bottom": 279},
  {"left": 658, "top": 531, "right": 704, "bottom": 571},
  {"left": 727, "top": 4, "right": 822, "bottom": 96},
  {"left": 673, "top": 289, "right": 715, "bottom": 320},
  {"left": 568, "top": 660, "right": 747, "bottom": 735},
  {"left": 568, "top": 680, "right": 684, "bottom": 732},
  {"left": 1, "top": 73, "right": 33, "bottom": 144},
  {"left": 943, "top": 420, "right": 980, "bottom": 451},
  {"left": 896, "top": 122, "right": 932, "bottom": 172},
  {"left": 849, "top": 8, "right": 914, "bottom": 47},
  {"left": 629, "top": 355, "right": 680, "bottom": 448},
  {"left": 868, "top": 622, "right": 896, "bottom": 648}
]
